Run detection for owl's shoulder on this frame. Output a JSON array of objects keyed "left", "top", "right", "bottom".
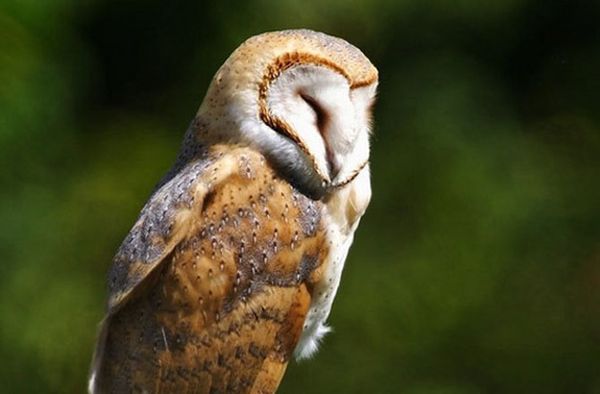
[{"left": 106, "top": 144, "right": 254, "bottom": 310}]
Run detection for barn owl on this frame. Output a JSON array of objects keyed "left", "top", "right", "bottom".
[{"left": 89, "top": 29, "right": 378, "bottom": 393}]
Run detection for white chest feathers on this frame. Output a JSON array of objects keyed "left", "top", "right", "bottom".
[{"left": 293, "top": 167, "right": 371, "bottom": 359}]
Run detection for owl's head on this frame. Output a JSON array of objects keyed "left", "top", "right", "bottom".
[{"left": 197, "top": 29, "right": 378, "bottom": 199}]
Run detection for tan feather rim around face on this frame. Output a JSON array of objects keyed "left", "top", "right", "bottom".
[{"left": 258, "top": 52, "right": 376, "bottom": 191}]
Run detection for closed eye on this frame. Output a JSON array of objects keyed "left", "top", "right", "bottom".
[
  {"left": 299, "top": 92, "right": 338, "bottom": 178},
  {"left": 299, "top": 92, "right": 329, "bottom": 133}
]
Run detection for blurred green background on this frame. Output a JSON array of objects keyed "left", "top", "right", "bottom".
[{"left": 1, "top": 0, "right": 599, "bottom": 393}]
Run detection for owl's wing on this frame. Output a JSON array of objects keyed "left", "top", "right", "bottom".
[
  {"left": 105, "top": 149, "right": 236, "bottom": 312},
  {"left": 91, "top": 145, "right": 328, "bottom": 394}
]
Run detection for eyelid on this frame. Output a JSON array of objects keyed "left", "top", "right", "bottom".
[{"left": 299, "top": 92, "right": 329, "bottom": 133}]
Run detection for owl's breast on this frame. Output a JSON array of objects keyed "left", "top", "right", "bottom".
[{"left": 294, "top": 165, "right": 371, "bottom": 359}]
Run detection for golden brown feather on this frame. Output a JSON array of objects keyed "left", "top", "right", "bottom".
[{"left": 93, "top": 145, "right": 329, "bottom": 393}]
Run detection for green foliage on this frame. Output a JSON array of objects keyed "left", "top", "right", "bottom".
[{"left": 0, "top": 0, "right": 598, "bottom": 393}]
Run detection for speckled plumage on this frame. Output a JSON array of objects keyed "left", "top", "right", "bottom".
[
  {"left": 94, "top": 145, "right": 328, "bottom": 393},
  {"left": 90, "top": 29, "right": 377, "bottom": 393}
]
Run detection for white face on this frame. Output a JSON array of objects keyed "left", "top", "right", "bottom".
[{"left": 266, "top": 65, "right": 377, "bottom": 187}]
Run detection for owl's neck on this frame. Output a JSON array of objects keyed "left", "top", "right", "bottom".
[{"left": 186, "top": 115, "right": 329, "bottom": 201}]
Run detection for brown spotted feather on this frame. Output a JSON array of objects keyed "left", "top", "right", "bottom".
[{"left": 94, "top": 145, "right": 328, "bottom": 393}]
